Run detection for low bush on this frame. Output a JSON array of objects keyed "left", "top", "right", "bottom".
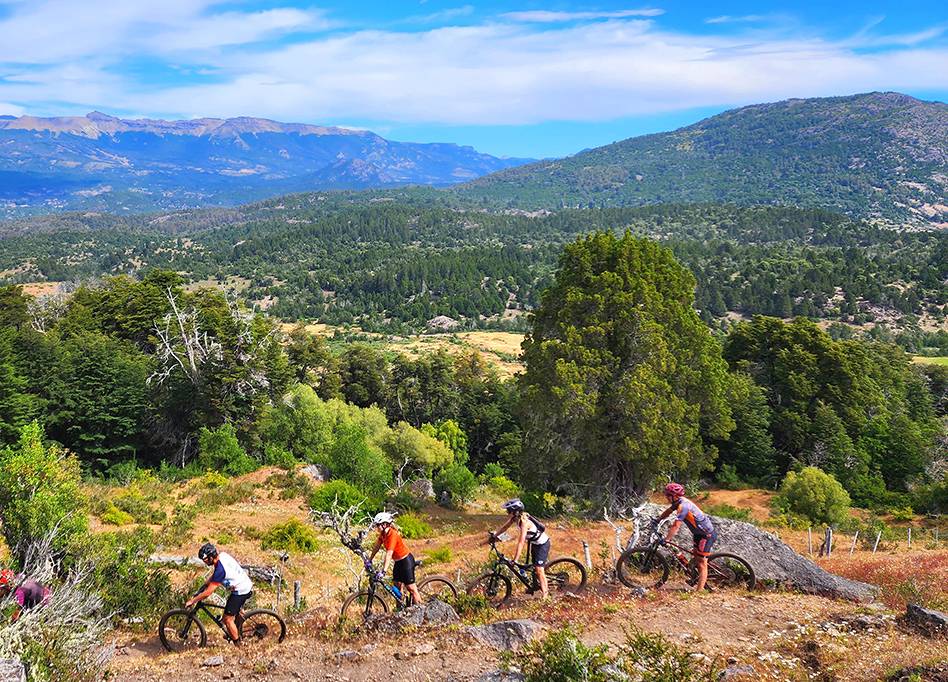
[
  {"left": 198, "top": 481, "right": 255, "bottom": 510},
  {"left": 265, "top": 470, "right": 314, "bottom": 500},
  {"left": 85, "top": 526, "right": 179, "bottom": 628},
  {"left": 397, "top": 512, "right": 432, "bottom": 539},
  {"left": 773, "top": 467, "right": 851, "bottom": 526},
  {"left": 113, "top": 491, "right": 167, "bottom": 525},
  {"left": 195, "top": 471, "right": 229, "bottom": 489},
  {"left": 480, "top": 462, "right": 506, "bottom": 481},
  {"left": 522, "top": 490, "right": 564, "bottom": 517},
  {"left": 714, "top": 463, "right": 745, "bottom": 490},
  {"left": 196, "top": 423, "right": 259, "bottom": 477},
  {"left": 485, "top": 475, "right": 521, "bottom": 498},
  {"left": 425, "top": 546, "right": 452, "bottom": 565},
  {"left": 263, "top": 444, "right": 297, "bottom": 469},
  {"left": 450, "top": 592, "right": 494, "bottom": 623},
  {"left": 619, "top": 627, "right": 721, "bottom": 681},
  {"left": 161, "top": 504, "right": 197, "bottom": 546},
  {"left": 434, "top": 463, "right": 477, "bottom": 509},
  {"left": 309, "top": 479, "right": 373, "bottom": 513},
  {"left": 888, "top": 505, "right": 914, "bottom": 522},
  {"left": 99, "top": 504, "right": 134, "bottom": 526},
  {"left": 704, "top": 503, "right": 753, "bottom": 522},
  {"left": 517, "top": 627, "right": 611, "bottom": 682},
  {"left": 261, "top": 518, "right": 321, "bottom": 554}
]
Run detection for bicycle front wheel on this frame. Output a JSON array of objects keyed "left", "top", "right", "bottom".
[
  {"left": 616, "top": 547, "right": 670, "bottom": 589},
  {"left": 240, "top": 608, "right": 287, "bottom": 645},
  {"left": 158, "top": 609, "right": 207, "bottom": 653},
  {"left": 545, "top": 558, "right": 587, "bottom": 594},
  {"left": 706, "top": 553, "right": 756, "bottom": 590},
  {"left": 340, "top": 591, "right": 388, "bottom": 628},
  {"left": 417, "top": 575, "right": 458, "bottom": 602},
  {"left": 466, "top": 572, "right": 512, "bottom": 606}
]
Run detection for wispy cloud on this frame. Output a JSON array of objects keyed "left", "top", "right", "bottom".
[
  {"left": 403, "top": 5, "right": 475, "bottom": 25},
  {"left": 0, "top": 2, "right": 946, "bottom": 127},
  {"left": 502, "top": 9, "right": 664, "bottom": 23},
  {"left": 705, "top": 15, "right": 769, "bottom": 25}
]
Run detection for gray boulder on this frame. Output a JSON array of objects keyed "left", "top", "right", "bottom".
[
  {"left": 409, "top": 478, "right": 435, "bottom": 501},
  {"left": 476, "top": 672, "right": 525, "bottom": 682},
  {"left": 366, "top": 599, "right": 460, "bottom": 633},
  {"left": 640, "top": 503, "right": 877, "bottom": 602},
  {"left": 468, "top": 619, "right": 544, "bottom": 650},
  {"left": 0, "top": 660, "right": 25, "bottom": 682},
  {"left": 904, "top": 603, "right": 948, "bottom": 634},
  {"left": 299, "top": 464, "right": 327, "bottom": 482},
  {"left": 422, "top": 598, "right": 460, "bottom": 625}
]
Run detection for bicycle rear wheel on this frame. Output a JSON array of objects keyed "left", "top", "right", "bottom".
[
  {"left": 545, "top": 558, "right": 587, "bottom": 594},
  {"left": 240, "top": 608, "right": 287, "bottom": 645},
  {"left": 706, "top": 553, "right": 756, "bottom": 590},
  {"left": 417, "top": 575, "right": 458, "bottom": 602},
  {"left": 339, "top": 591, "right": 388, "bottom": 628},
  {"left": 616, "top": 547, "right": 670, "bottom": 590},
  {"left": 466, "top": 572, "right": 512, "bottom": 606},
  {"left": 158, "top": 609, "right": 207, "bottom": 653}
]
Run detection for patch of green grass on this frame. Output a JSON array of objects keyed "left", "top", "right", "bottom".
[
  {"left": 425, "top": 546, "right": 453, "bottom": 565},
  {"left": 261, "top": 518, "right": 321, "bottom": 554},
  {"left": 397, "top": 512, "right": 433, "bottom": 539},
  {"left": 704, "top": 503, "right": 753, "bottom": 522},
  {"left": 912, "top": 356, "right": 948, "bottom": 366}
]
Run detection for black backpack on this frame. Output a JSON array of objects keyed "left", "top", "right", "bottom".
[{"left": 526, "top": 514, "right": 546, "bottom": 536}]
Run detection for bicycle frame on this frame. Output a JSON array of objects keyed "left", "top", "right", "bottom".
[
  {"left": 486, "top": 539, "right": 540, "bottom": 590},
  {"left": 183, "top": 601, "right": 239, "bottom": 642}
]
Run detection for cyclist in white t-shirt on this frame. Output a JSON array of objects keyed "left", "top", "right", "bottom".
[{"left": 186, "top": 543, "right": 253, "bottom": 644}]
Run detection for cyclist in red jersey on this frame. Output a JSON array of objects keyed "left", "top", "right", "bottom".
[{"left": 655, "top": 483, "right": 717, "bottom": 592}]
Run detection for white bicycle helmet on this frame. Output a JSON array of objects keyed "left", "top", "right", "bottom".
[
  {"left": 501, "top": 499, "right": 525, "bottom": 513},
  {"left": 373, "top": 511, "right": 395, "bottom": 526}
]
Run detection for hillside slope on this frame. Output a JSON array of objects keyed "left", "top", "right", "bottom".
[
  {"left": 0, "top": 113, "right": 530, "bottom": 215},
  {"left": 459, "top": 92, "right": 948, "bottom": 225}
]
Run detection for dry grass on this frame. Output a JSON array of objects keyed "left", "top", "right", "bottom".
[{"left": 823, "top": 551, "right": 948, "bottom": 610}]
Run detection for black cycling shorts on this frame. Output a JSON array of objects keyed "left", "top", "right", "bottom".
[
  {"left": 224, "top": 591, "right": 252, "bottom": 616},
  {"left": 693, "top": 530, "right": 717, "bottom": 557},
  {"left": 529, "top": 540, "right": 551, "bottom": 567},
  {"left": 393, "top": 554, "right": 416, "bottom": 585}
]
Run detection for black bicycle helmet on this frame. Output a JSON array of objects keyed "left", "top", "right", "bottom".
[{"left": 198, "top": 542, "right": 218, "bottom": 561}]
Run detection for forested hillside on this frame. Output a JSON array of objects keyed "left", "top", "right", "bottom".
[
  {"left": 1, "top": 201, "right": 945, "bottom": 352},
  {"left": 460, "top": 92, "right": 948, "bottom": 225}
]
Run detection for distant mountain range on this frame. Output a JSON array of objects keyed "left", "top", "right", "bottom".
[
  {"left": 459, "top": 92, "right": 948, "bottom": 226},
  {"left": 0, "top": 112, "right": 531, "bottom": 214}
]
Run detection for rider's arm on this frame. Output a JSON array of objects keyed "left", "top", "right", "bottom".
[
  {"left": 381, "top": 548, "right": 394, "bottom": 574},
  {"left": 657, "top": 505, "right": 675, "bottom": 521},
  {"left": 492, "top": 516, "right": 514, "bottom": 537},
  {"left": 368, "top": 536, "right": 382, "bottom": 561},
  {"left": 664, "top": 519, "right": 682, "bottom": 543},
  {"left": 513, "top": 520, "right": 528, "bottom": 562},
  {"left": 185, "top": 581, "right": 222, "bottom": 608}
]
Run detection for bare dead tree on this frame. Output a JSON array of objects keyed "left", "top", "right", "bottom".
[
  {"left": 0, "top": 530, "right": 114, "bottom": 681},
  {"left": 27, "top": 291, "right": 69, "bottom": 334}
]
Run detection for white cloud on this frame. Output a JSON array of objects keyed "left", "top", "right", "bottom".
[
  {"left": 502, "top": 9, "right": 665, "bottom": 22},
  {"left": 705, "top": 15, "right": 768, "bottom": 25},
  {"left": 402, "top": 5, "right": 475, "bottom": 25},
  {"left": 0, "top": 4, "right": 946, "bottom": 126},
  {"left": 0, "top": 101, "right": 25, "bottom": 116}
]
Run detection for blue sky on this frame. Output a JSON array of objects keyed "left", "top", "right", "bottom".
[{"left": 0, "top": 1, "right": 946, "bottom": 157}]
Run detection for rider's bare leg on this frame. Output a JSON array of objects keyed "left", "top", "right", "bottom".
[
  {"left": 536, "top": 567, "right": 549, "bottom": 599},
  {"left": 223, "top": 613, "right": 241, "bottom": 643},
  {"left": 405, "top": 582, "right": 422, "bottom": 604},
  {"left": 695, "top": 556, "right": 709, "bottom": 591}
]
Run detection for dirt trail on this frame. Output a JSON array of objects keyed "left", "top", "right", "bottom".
[{"left": 109, "top": 586, "right": 942, "bottom": 681}]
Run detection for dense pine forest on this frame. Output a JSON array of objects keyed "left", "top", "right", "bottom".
[{"left": 1, "top": 200, "right": 945, "bottom": 353}]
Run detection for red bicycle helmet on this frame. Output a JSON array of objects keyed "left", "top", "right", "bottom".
[{"left": 664, "top": 482, "right": 685, "bottom": 498}]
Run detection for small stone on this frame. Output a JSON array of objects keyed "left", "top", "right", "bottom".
[
  {"left": 413, "top": 643, "right": 436, "bottom": 656},
  {"left": 359, "top": 643, "right": 377, "bottom": 655},
  {"left": 201, "top": 655, "right": 224, "bottom": 667},
  {"left": 334, "top": 650, "right": 359, "bottom": 663}
]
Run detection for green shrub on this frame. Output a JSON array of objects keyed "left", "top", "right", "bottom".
[
  {"left": 425, "top": 546, "right": 452, "bottom": 565},
  {"left": 99, "top": 505, "right": 135, "bottom": 526},
  {"left": 198, "top": 481, "right": 255, "bottom": 510},
  {"left": 715, "top": 463, "right": 744, "bottom": 490},
  {"left": 308, "top": 479, "right": 373, "bottom": 513},
  {"left": 113, "top": 491, "right": 167, "bottom": 525},
  {"left": 263, "top": 443, "right": 297, "bottom": 469},
  {"left": 450, "top": 592, "right": 494, "bottom": 622},
  {"left": 480, "top": 462, "right": 506, "bottom": 481},
  {"left": 704, "top": 503, "right": 753, "bottom": 522},
  {"left": 397, "top": 512, "right": 432, "bottom": 539},
  {"left": 265, "top": 470, "right": 314, "bottom": 500},
  {"left": 774, "top": 467, "right": 851, "bottom": 526},
  {"left": 196, "top": 423, "right": 258, "bottom": 477},
  {"left": 522, "top": 490, "right": 564, "bottom": 517},
  {"left": 618, "top": 627, "right": 721, "bottom": 681},
  {"left": 389, "top": 486, "right": 422, "bottom": 512},
  {"left": 261, "top": 518, "right": 321, "bottom": 554},
  {"left": 85, "top": 526, "right": 178, "bottom": 628},
  {"left": 0, "top": 421, "right": 88, "bottom": 565},
  {"left": 106, "top": 459, "right": 141, "bottom": 485},
  {"left": 486, "top": 475, "right": 521, "bottom": 498},
  {"left": 216, "top": 531, "right": 236, "bottom": 545},
  {"left": 161, "top": 504, "right": 197, "bottom": 546},
  {"left": 434, "top": 463, "right": 477, "bottom": 509},
  {"left": 195, "top": 471, "right": 229, "bottom": 489},
  {"left": 889, "top": 505, "right": 914, "bottom": 522},
  {"left": 518, "top": 627, "right": 612, "bottom": 682},
  {"left": 324, "top": 423, "right": 393, "bottom": 498}
]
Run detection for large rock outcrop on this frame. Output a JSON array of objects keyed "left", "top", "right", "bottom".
[{"left": 641, "top": 503, "right": 877, "bottom": 602}]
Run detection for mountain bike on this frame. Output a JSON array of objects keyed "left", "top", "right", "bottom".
[
  {"left": 339, "top": 557, "right": 458, "bottom": 628},
  {"left": 466, "top": 535, "right": 587, "bottom": 606},
  {"left": 158, "top": 592, "right": 286, "bottom": 652},
  {"left": 615, "top": 521, "right": 756, "bottom": 591}
]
